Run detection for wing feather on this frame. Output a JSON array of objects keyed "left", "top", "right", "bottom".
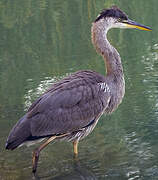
[{"left": 26, "top": 71, "right": 111, "bottom": 137}]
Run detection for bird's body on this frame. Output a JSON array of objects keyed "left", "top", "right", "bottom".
[
  {"left": 6, "top": 69, "right": 124, "bottom": 149},
  {"left": 6, "top": 6, "right": 151, "bottom": 173}
]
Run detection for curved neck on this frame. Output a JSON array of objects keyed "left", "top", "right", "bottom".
[{"left": 91, "top": 20, "right": 123, "bottom": 78}]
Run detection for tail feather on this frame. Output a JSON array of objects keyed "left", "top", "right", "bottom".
[
  {"left": 6, "top": 138, "right": 23, "bottom": 150},
  {"left": 6, "top": 114, "right": 31, "bottom": 150}
]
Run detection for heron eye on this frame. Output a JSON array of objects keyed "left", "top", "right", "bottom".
[{"left": 118, "top": 18, "right": 122, "bottom": 22}]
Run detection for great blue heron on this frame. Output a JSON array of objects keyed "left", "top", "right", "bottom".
[{"left": 5, "top": 6, "right": 151, "bottom": 173}]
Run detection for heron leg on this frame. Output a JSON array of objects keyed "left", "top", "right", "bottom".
[
  {"left": 32, "top": 135, "right": 57, "bottom": 173},
  {"left": 73, "top": 140, "right": 79, "bottom": 159},
  {"left": 32, "top": 133, "right": 70, "bottom": 173}
]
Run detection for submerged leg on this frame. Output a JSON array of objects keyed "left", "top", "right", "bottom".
[
  {"left": 73, "top": 140, "right": 79, "bottom": 158},
  {"left": 32, "top": 133, "right": 70, "bottom": 173},
  {"left": 32, "top": 135, "right": 57, "bottom": 173}
]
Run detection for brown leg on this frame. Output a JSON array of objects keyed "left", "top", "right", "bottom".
[
  {"left": 73, "top": 140, "right": 79, "bottom": 158},
  {"left": 32, "top": 135, "right": 57, "bottom": 173},
  {"left": 32, "top": 133, "right": 70, "bottom": 173}
]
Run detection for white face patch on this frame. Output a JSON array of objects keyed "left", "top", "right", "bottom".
[
  {"left": 113, "top": 22, "right": 129, "bottom": 29},
  {"left": 99, "top": 82, "right": 110, "bottom": 93}
]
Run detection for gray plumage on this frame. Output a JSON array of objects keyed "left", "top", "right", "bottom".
[
  {"left": 6, "top": 7, "right": 127, "bottom": 150},
  {"left": 5, "top": 7, "right": 128, "bottom": 151},
  {"left": 6, "top": 70, "right": 115, "bottom": 149},
  {"left": 5, "top": 6, "right": 151, "bottom": 173},
  {"left": 6, "top": 7, "right": 152, "bottom": 171}
]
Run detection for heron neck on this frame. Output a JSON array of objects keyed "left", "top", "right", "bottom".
[{"left": 91, "top": 21, "right": 124, "bottom": 78}]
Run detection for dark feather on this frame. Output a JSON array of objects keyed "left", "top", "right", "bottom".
[
  {"left": 29, "top": 71, "right": 110, "bottom": 136},
  {"left": 5, "top": 115, "right": 31, "bottom": 150},
  {"left": 6, "top": 70, "right": 111, "bottom": 148},
  {"left": 95, "top": 6, "right": 128, "bottom": 22}
]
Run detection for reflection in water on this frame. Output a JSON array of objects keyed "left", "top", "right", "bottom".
[
  {"left": 24, "top": 77, "right": 56, "bottom": 111},
  {"left": 24, "top": 74, "right": 70, "bottom": 111},
  {"left": 33, "top": 161, "right": 97, "bottom": 180},
  {"left": 0, "top": 0, "right": 158, "bottom": 179}
]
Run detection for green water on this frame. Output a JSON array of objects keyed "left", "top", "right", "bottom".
[{"left": 0, "top": 0, "right": 158, "bottom": 179}]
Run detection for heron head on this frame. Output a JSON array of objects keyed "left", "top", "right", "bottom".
[{"left": 95, "top": 6, "right": 152, "bottom": 31}]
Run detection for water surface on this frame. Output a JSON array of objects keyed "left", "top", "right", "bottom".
[{"left": 0, "top": 0, "right": 158, "bottom": 179}]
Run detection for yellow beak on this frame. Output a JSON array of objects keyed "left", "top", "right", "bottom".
[{"left": 123, "top": 19, "right": 152, "bottom": 31}]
